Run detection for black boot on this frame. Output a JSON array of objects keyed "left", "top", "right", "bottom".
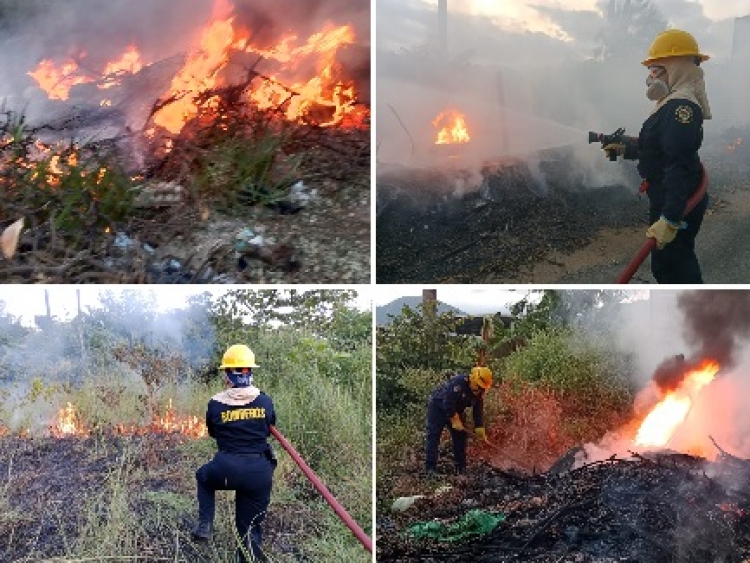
[{"left": 191, "top": 521, "right": 214, "bottom": 541}]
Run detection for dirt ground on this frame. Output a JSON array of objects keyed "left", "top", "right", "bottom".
[{"left": 157, "top": 172, "right": 371, "bottom": 284}]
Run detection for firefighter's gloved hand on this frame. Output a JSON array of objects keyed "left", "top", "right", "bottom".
[
  {"left": 647, "top": 216, "right": 686, "bottom": 249},
  {"left": 602, "top": 143, "right": 625, "bottom": 158},
  {"left": 475, "top": 427, "right": 489, "bottom": 443},
  {"left": 450, "top": 415, "right": 465, "bottom": 432}
]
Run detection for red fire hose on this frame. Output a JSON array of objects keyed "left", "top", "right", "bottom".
[
  {"left": 270, "top": 425, "right": 373, "bottom": 553},
  {"left": 615, "top": 164, "right": 708, "bottom": 284}
]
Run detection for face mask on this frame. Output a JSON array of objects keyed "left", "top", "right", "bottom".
[{"left": 646, "top": 72, "right": 669, "bottom": 101}]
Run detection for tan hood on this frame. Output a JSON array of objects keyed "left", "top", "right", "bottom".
[
  {"left": 212, "top": 385, "right": 261, "bottom": 406},
  {"left": 652, "top": 56, "right": 711, "bottom": 119}
]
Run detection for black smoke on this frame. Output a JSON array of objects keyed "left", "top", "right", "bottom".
[{"left": 678, "top": 291, "right": 750, "bottom": 370}]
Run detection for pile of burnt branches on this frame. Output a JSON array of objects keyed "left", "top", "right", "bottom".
[{"left": 378, "top": 452, "right": 750, "bottom": 562}]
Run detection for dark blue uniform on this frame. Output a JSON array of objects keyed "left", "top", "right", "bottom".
[
  {"left": 425, "top": 374, "right": 484, "bottom": 474},
  {"left": 196, "top": 391, "right": 276, "bottom": 562},
  {"left": 625, "top": 98, "right": 708, "bottom": 283}
]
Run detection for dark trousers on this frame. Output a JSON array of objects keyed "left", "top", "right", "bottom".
[
  {"left": 196, "top": 452, "right": 274, "bottom": 562},
  {"left": 425, "top": 399, "right": 467, "bottom": 473},
  {"left": 649, "top": 194, "right": 708, "bottom": 284}
]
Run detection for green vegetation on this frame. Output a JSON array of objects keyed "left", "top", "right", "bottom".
[
  {"left": 377, "top": 290, "right": 635, "bottom": 513},
  {"left": 0, "top": 289, "right": 372, "bottom": 562}
]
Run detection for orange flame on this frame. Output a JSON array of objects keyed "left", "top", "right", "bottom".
[
  {"left": 28, "top": 59, "right": 93, "bottom": 101},
  {"left": 29, "top": 45, "right": 145, "bottom": 100},
  {"left": 152, "top": 17, "right": 236, "bottom": 133},
  {"left": 152, "top": 398, "right": 208, "bottom": 438},
  {"left": 50, "top": 399, "right": 207, "bottom": 439},
  {"left": 634, "top": 360, "right": 719, "bottom": 448},
  {"left": 52, "top": 402, "right": 89, "bottom": 437},
  {"left": 433, "top": 109, "right": 470, "bottom": 144},
  {"left": 27, "top": 1, "right": 366, "bottom": 133},
  {"left": 100, "top": 45, "right": 143, "bottom": 89}
]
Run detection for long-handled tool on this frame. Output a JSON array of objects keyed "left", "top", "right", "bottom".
[
  {"left": 616, "top": 163, "right": 708, "bottom": 283},
  {"left": 270, "top": 425, "right": 372, "bottom": 553}
]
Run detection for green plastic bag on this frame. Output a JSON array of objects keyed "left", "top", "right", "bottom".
[{"left": 406, "top": 509, "right": 505, "bottom": 542}]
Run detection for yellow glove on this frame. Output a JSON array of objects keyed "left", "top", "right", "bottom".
[
  {"left": 475, "top": 427, "right": 489, "bottom": 443},
  {"left": 602, "top": 142, "right": 625, "bottom": 159},
  {"left": 450, "top": 415, "right": 465, "bottom": 432},
  {"left": 646, "top": 216, "right": 685, "bottom": 249}
]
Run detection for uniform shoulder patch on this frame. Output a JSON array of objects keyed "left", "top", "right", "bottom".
[{"left": 674, "top": 105, "right": 693, "bottom": 124}]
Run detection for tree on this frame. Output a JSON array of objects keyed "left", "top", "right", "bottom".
[
  {"left": 594, "top": 0, "right": 667, "bottom": 62},
  {"left": 213, "top": 289, "right": 358, "bottom": 332},
  {"left": 376, "top": 305, "right": 476, "bottom": 410}
]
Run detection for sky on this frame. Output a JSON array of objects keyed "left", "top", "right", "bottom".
[
  {"left": 0, "top": 286, "right": 373, "bottom": 325},
  {"left": 373, "top": 285, "right": 533, "bottom": 314},
  {"left": 378, "top": 0, "right": 750, "bottom": 65}
]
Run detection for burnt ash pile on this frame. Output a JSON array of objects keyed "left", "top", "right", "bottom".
[
  {"left": 378, "top": 453, "right": 750, "bottom": 562},
  {"left": 376, "top": 150, "right": 645, "bottom": 283},
  {"left": 1, "top": 56, "right": 370, "bottom": 283}
]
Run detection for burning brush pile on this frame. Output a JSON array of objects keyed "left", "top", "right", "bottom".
[
  {"left": 0, "top": 0, "right": 370, "bottom": 283},
  {"left": 379, "top": 293, "right": 750, "bottom": 561},
  {"left": 379, "top": 361, "right": 750, "bottom": 562}
]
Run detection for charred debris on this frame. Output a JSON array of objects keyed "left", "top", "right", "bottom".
[{"left": 378, "top": 445, "right": 750, "bottom": 562}]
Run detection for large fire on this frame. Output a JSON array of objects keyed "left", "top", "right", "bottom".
[
  {"left": 51, "top": 399, "right": 207, "bottom": 439},
  {"left": 27, "top": 0, "right": 366, "bottom": 134},
  {"left": 432, "top": 109, "right": 470, "bottom": 145},
  {"left": 634, "top": 359, "right": 720, "bottom": 449}
]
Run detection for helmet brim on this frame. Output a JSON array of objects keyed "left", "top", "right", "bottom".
[{"left": 641, "top": 53, "right": 710, "bottom": 66}]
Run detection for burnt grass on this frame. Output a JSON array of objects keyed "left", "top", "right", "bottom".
[
  {"left": 377, "top": 453, "right": 750, "bottom": 562},
  {"left": 376, "top": 151, "right": 646, "bottom": 283},
  {"left": 0, "top": 434, "right": 319, "bottom": 561},
  {"left": 376, "top": 138, "right": 750, "bottom": 283}
]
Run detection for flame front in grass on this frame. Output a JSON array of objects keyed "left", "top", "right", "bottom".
[
  {"left": 153, "top": 398, "right": 207, "bottom": 438},
  {"left": 634, "top": 360, "right": 719, "bottom": 448},
  {"left": 432, "top": 109, "right": 470, "bottom": 144},
  {"left": 52, "top": 402, "right": 89, "bottom": 437}
]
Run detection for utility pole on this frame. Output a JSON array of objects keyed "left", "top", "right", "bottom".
[
  {"left": 438, "top": 0, "right": 448, "bottom": 56},
  {"left": 44, "top": 288, "right": 51, "bottom": 318}
]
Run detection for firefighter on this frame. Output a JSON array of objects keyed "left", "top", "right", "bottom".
[
  {"left": 604, "top": 29, "right": 711, "bottom": 283},
  {"left": 192, "top": 344, "right": 277, "bottom": 563},
  {"left": 425, "top": 366, "right": 492, "bottom": 476}
]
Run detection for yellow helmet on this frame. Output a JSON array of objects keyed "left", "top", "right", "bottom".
[
  {"left": 219, "top": 344, "right": 258, "bottom": 369},
  {"left": 642, "top": 29, "right": 709, "bottom": 66},
  {"left": 469, "top": 366, "right": 493, "bottom": 392}
]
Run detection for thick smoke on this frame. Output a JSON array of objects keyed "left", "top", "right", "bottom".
[
  {"left": 0, "top": 288, "right": 216, "bottom": 432},
  {"left": 678, "top": 290, "right": 750, "bottom": 369},
  {"left": 377, "top": 0, "right": 750, "bottom": 200},
  {"left": 568, "top": 289, "right": 750, "bottom": 467}
]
